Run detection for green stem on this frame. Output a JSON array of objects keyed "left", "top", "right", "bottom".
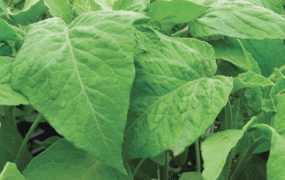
[
  {"left": 4, "top": 106, "right": 16, "bottom": 129},
  {"left": 159, "top": 151, "right": 169, "bottom": 180},
  {"left": 195, "top": 140, "right": 201, "bottom": 173},
  {"left": 132, "top": 158, "right": 146, "bottom": 178},
  {"left": 171, "top": 26, "right": 189, "bottom": 37},
  {"left": 14, "top": 114, "right": 42, "bottom": 165},
  {"left": 230, "top": 138, "right": 266, "bottom": 180}
]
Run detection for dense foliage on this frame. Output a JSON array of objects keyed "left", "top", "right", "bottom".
[{"left": 0, "top": 0, "right": 285, "bottom": 179}]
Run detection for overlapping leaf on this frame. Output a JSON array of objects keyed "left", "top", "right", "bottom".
[
  {"left": 0, "top": 20, "right": 24, "bottom": 43},
  {"left": 232, "top": 72, "right": 274, "bottom": 92},
  {"left": 11, "top": 11, "right": 146, "bottom": 174},
  {"left": 210, "top": 38, "right": 260, "bottom": 74},
  {"left": 241, "top": 39, "right": 285, "bottom": 77},
  {"left": 202, "top": 117, "right": 256, "bottom": 180},
  {"left": 189, "top": 1, "right": 285, "bottom": 39},
  {"left": 123, "top": 30, "right": 233, "bottom": 161},
  {"left": 22, "top": 139, "right": 133, "bottom": 180},
  {"left": 248, "top": 123, "right": 285, "bottom": 180},
  {"left": 44, "top": 0, "right": 75, "bottom": 24},
  {"left": 7, "top": 0, "right": 48, "bottom": 25}
]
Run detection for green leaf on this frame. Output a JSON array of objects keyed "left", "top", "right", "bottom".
[
  {"left": 147, "top": 0, "right": 209, "bottom": 31},
  {"left": 93, "top": 0, "right": 115, "bottom": 10},
  {"left": 22, "top": 139, "right": 133, "bottom": 180},
  {"left": 0, "top": 19, "right": 24, "bottom": 43},
  {"left": 0, "top": 44, "right": 12, "bottom": 56},
  {"left": 123, "top": 30, "right": 233, "bottom": 161},
  {"left": 0, "top": 84, "right": 29, "bottom": 105},
  {"left": 7, "top": 0, "right": 48, "bottom": 26},
  {"left": 113, "top": 0, "right": 149, "bottom": 13},
  {"left": 73, "top": 0, "right": 102, "bottom": 14},
  {"left": 242, "top": 0, "right": 284, "bottom": 14},
  {"left": 237, "top": 154, "right": 267, "bottom": 180},
  {"left": 0, "top": 0, "right": 6, "bottom": 13},
  {"left": 248, "top": 124, "right": 285, "bottom": 180},
  {"left": 150, "top": 152, "right": 165, "bottom": 166},
  {"left": 202, "top": 117, "right": 257, "bottom": 180},
  {"left": 232, "top": 72, "right": 274, "bottom": 92},
  {"left": 0, "top": 162, "right": 25, "bottom": 180},
  {"left": 189, "top": 1, "right": 285, "bottom": 39},
  {"left": 211, "top": 38, "right": 260, "bottom": 74},
  {"left": 11, "top": 11, "right": 146, "bottom": 175},
  {"left": 271, "top": 94, "right": 285, "bottom": 135},
  {"left": 241, "top": 39, "right": 285, "bottom": 77},
  {"left": 44, "top": 0, "right": 75, "bottom": 24},
  {"left": 0, "top": 120, "right": 32, "bottom": 172},
  {"left": 179, "top": 172, "right": 204, "bottom": 180}
]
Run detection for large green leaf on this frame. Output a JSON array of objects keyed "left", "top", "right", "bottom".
[
  {"left": 44, "top": 0, "right": 75, "bottom": 24},
  {"left": 189, "top": 1, "right": 285, "bottom": 39},
  {"left": 0, "top": 120, "right": 33, "bottom": 172},
  {"left": 0, "top": 163, "right": 25, "bottom": 180},
  {"left": 7, "top": 0, "right": 48, "bottom": 25},
  {"left": 123, "top": 30, "right": 233, "bottom": 161},
  {"left": 201, "top": 117, "right": 256, "bottom": 180},
  {"left": 147, "top": 0, "right": 209, "bottom": 31},
  {"left": 11, "top": 11, "right": 145, "bottom": 174},
  {"left": 0, "top": 19, "right": 24, "bottom": 43},
  {"left": 23, "top": 139, "right": 133, "bottom": 180}
]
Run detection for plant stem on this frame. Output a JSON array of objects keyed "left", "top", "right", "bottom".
[
  {"left": 14, "top": 114, "right": 42, "bottom": 165},
  {"left": 229, "top": 138, "right": 266, "bottom": 180},
  {"left": 4, "top": 106, "right": 16, "bottom": 129},
  {"left": 132, "top": 158, "right": 146, "bottom": 178},
  {"left": 195, "top": 140, "right": 201, "bottom": 173},
  {"left": 159, "top": 151, "right": 169, "bottom": 180},
  {"left": 171, "top": 26, "right": 189, "bottom": 37}
]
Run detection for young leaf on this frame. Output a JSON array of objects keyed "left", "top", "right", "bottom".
[
  {"left": 11, "top": 11, "right": 146, "bottom": 175},
  {"left": 7, "top": 0, "right": 48, "bottom": 25},
  {"left": 123, "top": 30, "right": 233, "bottom": 161},
  {"left": 189, "top": 1, "right": 285, "bottom": 39},
  {"left": 44, "top": 0, "right": 75, "bottom": 24},
  {"left": 0, "top": 162, "right": 25, "bottom": 180},
  {"left": 22, "top": 139, "right": 133, "bottom": 180},
  {"left": 147, "top": 0, "right": 209, "bottom": 31},
  {"left": 232, "top": 72, "right": 274, "bottom": 93}
]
